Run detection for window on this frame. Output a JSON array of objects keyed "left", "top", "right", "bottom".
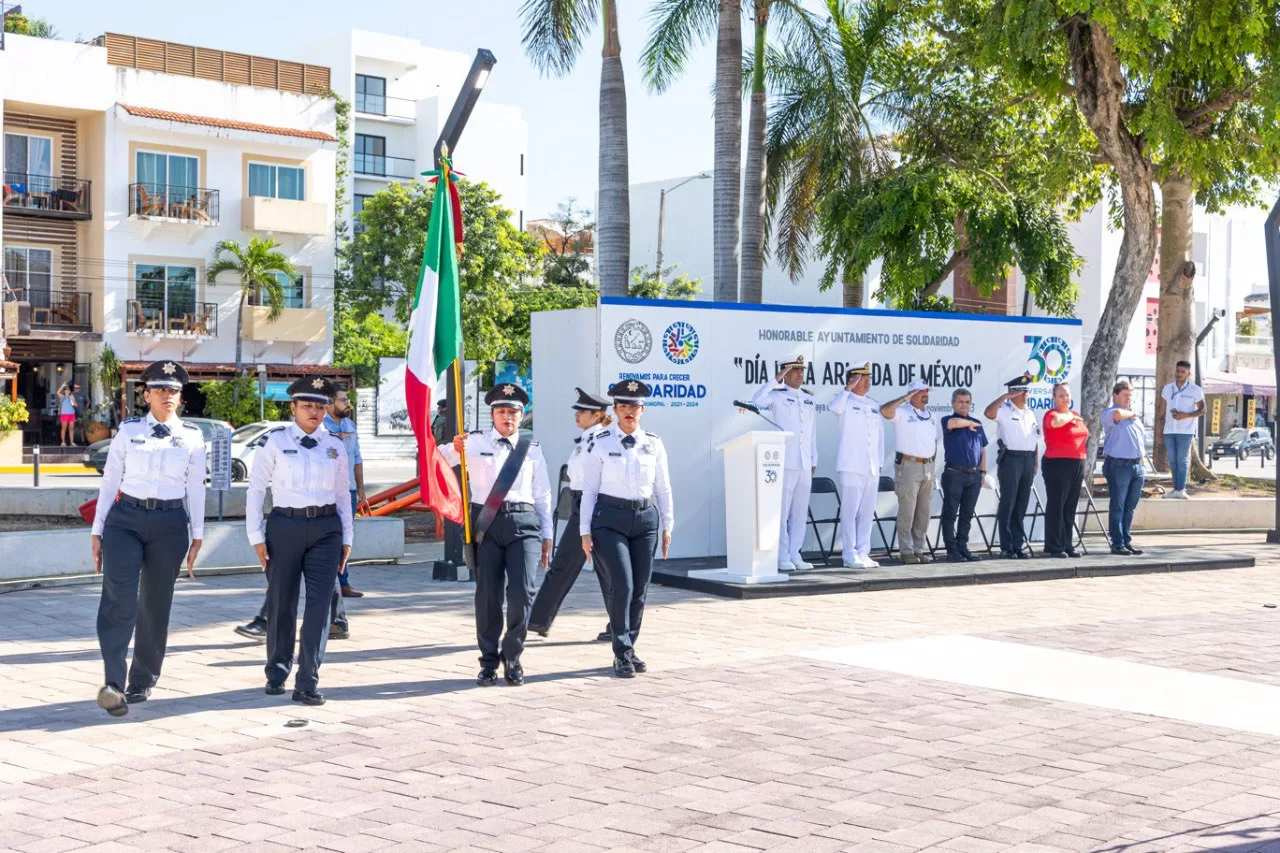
[
  {"left": 4, "top": 133, "right": 53, "bottom": 193},
  {"left": 3, "top": 246, "right": 53, "bottom": 296},
  {"left": 136, "top": 264, "right": 196, "bottom": 324},
  {"left": 353, "top": 193, "right": 370, "bottom": 234},
  {"left": 247, "top": 271, "right": 305, "bottom": 309},
  {"left": 136, "top": 151, "right": 199, "bottom": 211},
  {"left": 354, "top": 134, "right": 386, "bottom": 176},
  {"left": 248, "top": 162, "right": 305, "bottom": 201},
  {"left": 355, "top": 74, "right": 386, "bottom": 115}
]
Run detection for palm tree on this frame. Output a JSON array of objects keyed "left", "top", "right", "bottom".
[
  {"left": 521, "top": 0, "right": 631, "bottom": 297},
  {"left": 207, "top": 237, "right": 295, "bottom": 397}
]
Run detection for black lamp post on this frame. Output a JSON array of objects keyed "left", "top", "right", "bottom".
[{"left": 1263, "top": 194, "right": 1280, "bottom": 542}]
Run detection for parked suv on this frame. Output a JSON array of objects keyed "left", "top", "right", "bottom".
[
  {"left": 1210, "top": 426, "right": 1275, "bottom": 461},
  {"left": 84, "top": 417, "right": 233, "bottom": 474}
]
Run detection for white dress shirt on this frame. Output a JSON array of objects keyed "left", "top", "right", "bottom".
[
  {"left": 1161, "top": 380, "right": 1205, "bottom": 436},
  {"left": 579, "top": 427, "right": 675, "bottom": 535},
  {"left": 995, "top": 400, "right": 1041, "bottom": 451},
  {"left": 891, "top": 405, "right": 939, "bottom": 459},
  {"left": 565, "top": 422, "right": 607, "bottom": 490},
  {"left": 750, "top": 380, "right": 817, "bottom": 470},
  {"left": 440, "top": 428, "right": 554, "bottom": 539},
  {"left": 245, "top": 423, "right": 354, "bottom": 547},
  {"left": 827, "top": 390, "right": 883, "bottom": 477},
  {"left": 92, "top": 413, "right": 207, "bottom": 538}
]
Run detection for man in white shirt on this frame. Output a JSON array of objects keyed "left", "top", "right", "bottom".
[
  {"left": 1159, "top": 359, "right": 1204, "bottom": 499},
  {"left": 881, "top": 379, "right": 937, "bottom": 564},
  {"left": 984, "top": 373, "right": 1041, "bottom": 559},
  {"left": 750, "top": 355, "right": 817, "bottom": 571},
  {"left": 827, "top": 361, "right": 883, "bottom": 568}
]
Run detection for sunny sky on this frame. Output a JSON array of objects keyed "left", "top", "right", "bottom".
[{"left": 32, "top": 0, "right": 748, "bottom": 219}]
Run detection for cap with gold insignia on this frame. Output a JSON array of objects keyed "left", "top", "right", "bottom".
[
  {"left": 485, "top": 383, "right": 530, "bottom": 409},
  {"left": 1004, "top": 372, "right": 1035, "bottom": 392},
  {"left": 140, "top": 360, "right": 188, "bottom": 390},
  {"left": 287, "top": 375, "right": 335, "bottom": 404},
  {"left": 845, "top": 360, "right": 872, "bottom": 382},
  {"left": 571, "top": 387, "right": 611, "bottom": 412},
  {"left": 607, "top": 379, "right": 652, "bottom": 405},
  {"left": 780, "top": 354, "right": 806, "bottom": 372},
  {"left": 906, "top": 379, "right": 930, "bottom": 394}
]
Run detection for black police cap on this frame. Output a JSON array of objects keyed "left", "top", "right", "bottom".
[
  {"left": 571, "top": 387, "right": 611, "bottom": 411},
  {"left": 140, "top": 360, "right": 188, "bottom": 390},
  {"left": 287, "top": 376, "right": 336, "bottom": 403},
  {"left": 607, "top": 379, "right": 652, "bottom": 404},
  {"left": 485, "top": 383, "right": 530, "bottom": 409}
]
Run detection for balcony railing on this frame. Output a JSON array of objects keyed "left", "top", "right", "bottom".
[
  {"left": 1236, "top": 334, "right": 1274, "bottom": 352},
  {"left": 127, "top": 298, "right": 218, "bottom": 337},
  {"left": 2, "top": 289, "right": 92, "bottom": 329},
  {"left": 354, "top": 153, "right": 416, "bottom": 180},
  {"left": 355, "top": 92, "right": 416, "bottom": 120},
  {"left": 129, "top": 183, "right": 220, "bottom": 224},
  {"left": 2, "top": 171, "right": 92, "bottom": 220}
]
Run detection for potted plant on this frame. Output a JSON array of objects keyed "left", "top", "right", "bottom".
[
  {"left": 0, "top": 395, "right": 30, "bottom": 466},
  {"left": 91, "top": 344, "right": 124, "bottom": 433},
  {"left": 82, "top": 404, "right": 111, "bottom": 443}
]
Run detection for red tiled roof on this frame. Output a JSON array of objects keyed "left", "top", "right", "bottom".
[{"left": 119, "top": 105, "right": 337, "bottom": 142}]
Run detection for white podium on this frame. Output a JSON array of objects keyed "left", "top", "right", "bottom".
[{"left": 690, "top": 430, "right": 791, "bottom": 584}]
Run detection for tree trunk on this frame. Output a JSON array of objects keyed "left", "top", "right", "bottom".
[
  {"left": 842, "top": 269, "right": 864, "bottom": 309},
  {"left": 739, "top": 4, "right": 768, "bottom": 304},
  {"left": 597, "top": 0, "right": 630, "bottom": 298},
  {"left": 1065, "top": 19, "right": 1159, "bottom": 479},
  {"left": 1153, "top": 171, "right": 1196, "bottom": 473},
  {"left": 233, "top": 288, "right": 246, "bottom": 405},
  {"left": 714, "top": 0, "right": 742, "bottom": 302}
]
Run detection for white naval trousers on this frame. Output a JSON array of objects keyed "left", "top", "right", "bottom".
[
  {"left": 779, "top": 467, "right": 812, "bottom": 563},
  {"left": 837, "top": 472, "right": 878, "bottom": 564}
]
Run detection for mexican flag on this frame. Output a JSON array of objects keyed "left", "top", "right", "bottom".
[{"left": 404, "top": 160, "right": 465, "bottom": 523}]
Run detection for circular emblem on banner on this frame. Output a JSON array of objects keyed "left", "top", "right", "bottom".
[
  {"left": 1028, "top": 336, "right": 1072, "bottom": 384},
  {"left": 764, "top": 469, "right": 778, "bottom": 485},
  {"left": 662, "top": 321, "right": 700, "bottom": 364},
  {"left": 614, "top": 319, "right": 652, "bottom": 364}
]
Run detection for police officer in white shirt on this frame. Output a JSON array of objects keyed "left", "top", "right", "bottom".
[
  {"left": 827, "top": 361, "right": 883, "bottom": 568},
  {"left": 529, "top": 387, "right": 613, "bottom": 638},
  {"left": 442, "top": 384, "right": 553, "bottom": 687},
  {"left": 983, "top": 373, "right": 1041, "bottom": 559},
  {"left": 246, "top": 377, "right": 353, "bottom": 707},
  {"left": 91, "top": 360, "right": 205, "bottom": 717},
  {"left": 881, "top": 379, "right": 938, "bottom": 564},
  {"left": 750, "top": 354, "right": 817, "bottom": 571},
  {"left": 580, "top": 380, "right": 674, "bottom": 679}
]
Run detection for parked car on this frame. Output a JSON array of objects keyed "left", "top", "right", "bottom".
[
  {"left": 230, "top": 420, "right": 292, "bottom": 481},
  {"left": 84, "top": 417, "right": 233, "bottom": 474},
  {"left": 1210, "top": 426, "right": 1275, "bottom": 461}
]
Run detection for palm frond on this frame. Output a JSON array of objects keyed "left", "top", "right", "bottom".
[
  {"left": 640, "top": 0, "right": 718, "bottom": 93},
  {"left": 520, "top": 0, "right": 598, "bottom": 77}
]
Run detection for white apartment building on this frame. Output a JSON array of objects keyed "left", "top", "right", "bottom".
[{"left": 1, "top": 31, "right": 340, "bottom": 448}]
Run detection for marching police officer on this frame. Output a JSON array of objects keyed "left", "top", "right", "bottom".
[
  {"left": 984, "top": 373, "right": 1041, "bottom": 559},
  {"left": 529, "top": 387, "right": 613, "bottom": 638},
  {"left": 827, "top": 361, "right": 883, "bottom": 568},
  {"left": 441, "top": 384, "right": 553, "bottom": 687},
  {"left": 580, "top": 380, "right": 674, "bottom": 678},
  {"left": 750, "top": 355, "right": 817, "bottom": 571},
  {"left": 91, "top": 360, "right": 205, "bottom": 717},
  {"left": 246, "top": 377, "right": 353, "bottom": 706}
]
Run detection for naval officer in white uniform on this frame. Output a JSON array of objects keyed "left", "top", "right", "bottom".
[
  {"left": 826, "top": 361, "right": 883, "bottom": 568},
  {"left": 749, "top": 355, "right": 817, "bottom": 571}
]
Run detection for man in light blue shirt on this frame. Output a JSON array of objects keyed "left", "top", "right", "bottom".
[
  {"left": 324, "top": 388, "right": 365, "bottom": 601},
  {"left": 1100, "top": 380, "right": 1146, "bottom": 556}
]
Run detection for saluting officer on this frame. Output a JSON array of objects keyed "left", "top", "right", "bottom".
[
  {"left": 246, "top": 377, "right": 353, "bottom": 706},
  {"left": 750, "top": 355, "right": 817, "bottom": 572},
  {"left": 580, "top": 380, "right": 674, "bottom": 678},
  {"left": 827, "top": 361, "right": 883, "bottom": 568},
  {"left": 529, "top": 387, "right": 613, "bottom": 638},
  {"left": 441, "top": 384, "right": 553, "bottom": 687},
  {"left": 880, "top": 379, "right": 938, "bottom": 564},
  {"left": 91, "top": 360, "right": 205, "bottom": 717},
  {"left": 984, "top": 373, "right": 1041, "bottom": 559}
]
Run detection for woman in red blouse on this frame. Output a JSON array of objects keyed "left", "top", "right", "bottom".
[{"left": 1041, "top": 382, "right": 1089, "bottom": 557}]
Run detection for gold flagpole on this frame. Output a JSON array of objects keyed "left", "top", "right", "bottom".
[{"left": 452, "top": 357, "right": 472, "bottom": 545}]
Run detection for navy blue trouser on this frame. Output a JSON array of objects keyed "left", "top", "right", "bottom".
[
  {"left": 473, "top": 507, "right": 541, "bottom": 668},
  {"left": 1103, "top": 457, "right": 1144, "bottom": 548},
  {"left": 530, "top": 497, "right": 611, "bottom": 631},
  {"left": 97, "top": 502, "right": 189, "bottom": 691},
  {"left": 996, "top": 453, "right": 1036, "bottom": 554},
  {"left": 264, "top": 511, "right": 343, "bottom": 692},
  {"left": 940, "top": 469, "right": 982, "bottom": 554},
  {"left": 339, "top": 489, "right": 357, "bottom": 587},
  {"left": 591, "top": 501, "right": 659, "bottom": 661}
]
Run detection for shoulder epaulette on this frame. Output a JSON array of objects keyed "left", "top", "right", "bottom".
[
  {"left": 182, "top": 422, "right": 200, "bottom": 430},
  {"left": 469, "top": 429, "right": 483, "bottom": 435},
  {"left": 801, "top": 388, "right": 813, "bottom": 396},
  {"left": 268, "top": 426, "right": 288, "bottom": 433},
  {"left": 122, "top": 417, "right": 141, "bottom": 424},
  {"left": 595, "top": 429, "right": 611, "bottom": 438},
  {"left": 573, "top": 437, "right": 582, "bottom": 444},
  {"left": 253, "top": 434, "right": 272, "bottom": 448},
  {"left": 646, "top": 431, "right": 660, "bottom": 438}
]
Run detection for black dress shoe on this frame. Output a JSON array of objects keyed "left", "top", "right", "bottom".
[
  {"left": 631, "top": 657, "right": 647, "bottom": 673},
  {"left": 1000, "top": 551, "right": 1017, "bottom": 559},
  {"left": 945, "top": 551, "right": 964, "bottom": 563},
  {"left": 292, "top": 689, "right": 325, "bottom": 706},
  {"left": 596, "top": 628, "right": 612, "bottom": 642},
  {"left": 613, "top": 658, "right": 636, "bottom": 678},
  {"left": 1014, "top": 551, "right": 1031, "bottom": 559},
  {"left": 529, "top": 624, "right": 549, "bottom": 638},
  {"left": 1064, "top": 549, "right": 1082, "bottom": 558},
  {"left": 1043, "top": 551, "right": 1067, "bottom": 559},
  {"left": 124, "top": 686, "right": 151, "bottom": 703},
  {"left": 1125, "top": 545, "right": 1144, "bottom": 555},
  {"left": 1110, "top": 547, "right": 1129, "bottom": 555},
  {"left": 235, "top": 621, "right": 267, "bottom": 641},
  {"left": 265, "top": 681, "right": 286, "bottom": 695},
  {"left": 502, "top": 656, "right": 525, "bottom": 686},
  {"left": 97, "top": 684, "right": 128, "bottom": 717},
  {"left": 328, "top": 625, "right": 350, "bottom": 640},
  {"left": 476, "top": 667, "right": 498, "bottom": 687},
  {"left": 962, "top": 551, "right": 982, "bottom": 562}
]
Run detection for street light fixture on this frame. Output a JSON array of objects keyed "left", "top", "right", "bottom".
[{"left": 656, "top": 172, "right": 711, "bottom": 287}]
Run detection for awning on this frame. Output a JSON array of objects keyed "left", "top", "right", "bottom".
[
  {"left": 1202, "top": 368, "right": 1277, "bottom": 397},
  {"left": 119, "top": 361, "right": 354, "bottom": 385}
]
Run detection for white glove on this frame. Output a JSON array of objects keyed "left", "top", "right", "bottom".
[{"left": 982, "top": 473, "right": 997, "bottom": 490}]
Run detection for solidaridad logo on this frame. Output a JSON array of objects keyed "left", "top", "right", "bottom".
[
  {"left": 614, "top": 319, "right": 653, "bottom": 364},
  {"left": 1024, "top": 335, "right": 1072, "bottom": 384},
  {"left": 662, "top": 321, "right": 700, "bottom": 364}
]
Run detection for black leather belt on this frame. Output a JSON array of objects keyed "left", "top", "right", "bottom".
[
  {"left": 471, "top": 501, "right": 534, "bottom": 514},
  {"left": 1001, "top": 449, "right": 1036, "bottom": 457},
  {"left": 120, "top": 494, "right": 184, "bottom": 511},
  {"left": 1105, "top": 456, "right": 1142, "bottom": 464},
  {"left": 273, "top": 504, "right": 337, "bottom": 518},
  {"left": 945, "top": 465, "right": 983, "bottom": 474},
  {"left": 598, "top": 494, "right": 654, "bottom": 510}
]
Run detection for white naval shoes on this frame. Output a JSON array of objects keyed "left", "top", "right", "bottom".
[
  {"left": 860, "top": 555, "right": 880, "bottom": 568},
  {"left": 792, "top": 558, "right": 815, "bottom": 570},
  {"left": 778, "top": 559, "right": 797, "bottom": 572}
]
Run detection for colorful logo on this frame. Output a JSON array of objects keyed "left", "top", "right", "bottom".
[
  {"left": 662, "top": 321, "right": 700, "bottom": 364},
  {"left": 764, "top": 469, "right": 778, "bottom": 485},
  {"left": 614, "top": 319, "right": 653, "bottom": 364},
  {"left": 1024, "top": 335, "right": 1072, "bottom": 385}
]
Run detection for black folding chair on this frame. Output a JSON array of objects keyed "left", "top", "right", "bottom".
[
  {"left": 806, "top": 476, "right": 842, "bottom": 565},
  {"left": 1072, "top": 479, "right": 1111, "bottom": 554},
  {"left": 871, "top": 475, "right": 899, "bottom": 558}
]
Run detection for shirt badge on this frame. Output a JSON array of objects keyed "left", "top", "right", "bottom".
[
  {"left": 327, "top": 447, "right": 339, "bottom": 459},
  {"left": 171, "top": 436, "right": 185, "bottom": 448}
]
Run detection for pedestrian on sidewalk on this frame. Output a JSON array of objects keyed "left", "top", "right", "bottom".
[
  {"left": 985, "top": 374, "right": 1041, "bottom": 559},
  {"left": 939, "top": 388, "right": 987, "bottom": 563},
  {"left": 324, "top": 389, "right": 366, "bottom": 601},
  {"left": 881, "top": 380, "right": 938, "bottom": 565},
  {"left": 1159, "top": 360, "right": 1204, "bottom": 499},
  {"left": 1101, "top": 380, "right": 1146, "bottom": 556},
  {"left": 1041, "top": 382, "right": 1088, "bottom": 558},
  {"left": 57, "top": 382, "right": 77, "bottom": 447},
  {"left": 91, "top": 360, "right": 205, "bottom": 717}
]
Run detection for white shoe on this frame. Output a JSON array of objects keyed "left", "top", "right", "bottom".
[
  {"left": 1161, "top": 490, "right": 1176, "bottom": 499},
  {"left": 778, "top": 559, "right": 796, "bottom": 572},
  {"left": 860, "top": 556, "right": 880, "bottom": 568},
  {"left": 793, "top": 558, "right": 814, "bottom": 570},
  {"left": 1174, "top": 490, "right": 1190, "bottom": 499}
]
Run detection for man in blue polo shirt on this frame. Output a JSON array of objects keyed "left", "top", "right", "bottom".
[
  {"left": 940, "top": 388, "right": 987, "bottom": 562},
  {"left": 1101, "top": 379, "right": 1146, "bottom": 556}
]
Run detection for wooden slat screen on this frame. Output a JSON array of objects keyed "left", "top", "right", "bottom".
[
  {"left": 223, "top": 52, "right": 250, "bottom": 87},
  {"left": 101, "top": 33, "right": 330, "bottom": 97},
  {"left": 135, "top": 38, "right": 165, "bottom": 72},
  {"left": 3, "top": 218, "right": 79, "bottom": 293},
  {"left": 278, "top": 62, "right": 303, "bottom": 94},
  {"left": 164, "top": 42, "right": 195, "bottom": 76}
]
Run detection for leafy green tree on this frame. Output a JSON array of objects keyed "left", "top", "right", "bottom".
[
  {"left": 629, "top": 264, "right": 702, "bottom": 300},
  {"left": 200, "top": 377, "right": 285, "bottom": 428},
  {"left": 206, "top": 237, "right": 295, "bottom": 392},
  {"left": 536, "top": 197, "right": 595, "bottom": 287},
  {"left": 2, "top": 14, "right": 57, "bottom": 37},
  {"left": 503, "top": 285, "right": 599, "bottom": 370},
  {"left": 333, "top": 308, "right": 410, "bottom": 389}
]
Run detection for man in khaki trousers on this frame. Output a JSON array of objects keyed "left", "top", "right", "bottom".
[{"left": 880, "top": 380, "right": 938, "bottom": 564}]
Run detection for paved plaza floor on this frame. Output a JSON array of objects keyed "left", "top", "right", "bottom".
[{"left": 5, "top": 533, "right": 1280, "bottom": 851}]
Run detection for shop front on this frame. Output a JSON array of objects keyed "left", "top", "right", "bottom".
[{"left": 6, "top": 338, "right": 89, "bottom": 446}]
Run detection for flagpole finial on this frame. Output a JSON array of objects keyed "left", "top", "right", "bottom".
[{"left": 439, "top": 141, "right": 451, "bottom": 160}]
